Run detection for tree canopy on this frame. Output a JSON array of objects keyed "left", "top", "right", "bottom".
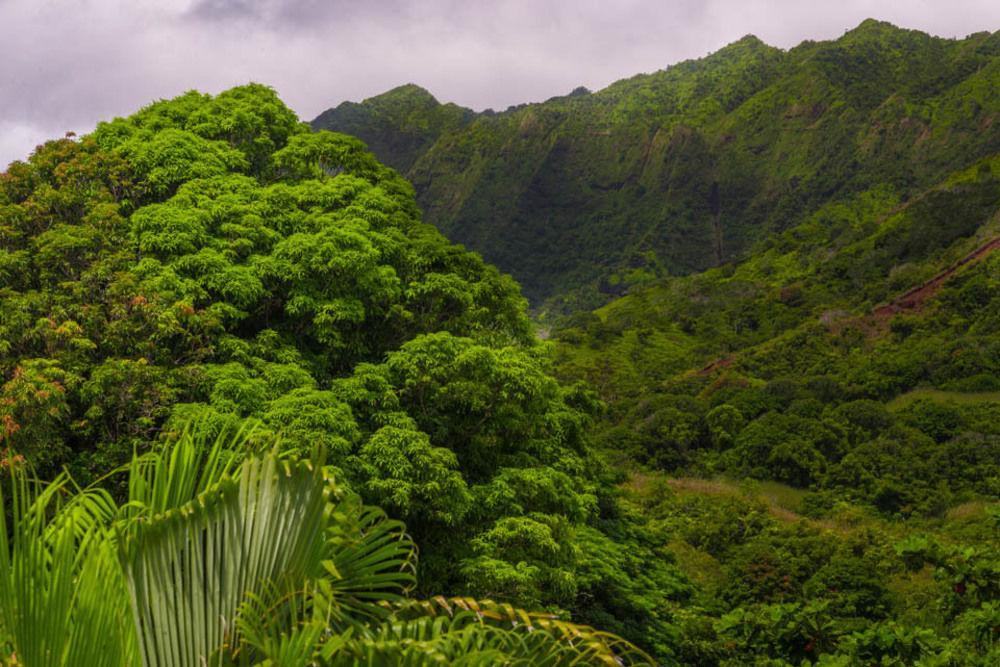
[{"left": 0, "top": 84, "right": 686, "bottom": 661}]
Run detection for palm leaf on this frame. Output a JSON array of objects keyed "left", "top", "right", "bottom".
[
  {"left": 121, "top": 422, "right": 249, "bottom": 520},
  {"left": 342, "top": 597, "right": 657, "bottom": 667},
  {"left": 0, "top": 424, "right": 651, "bottom": 667},
  {"left": 0, "top": 467, "right": 136, "bottom": 667},
  {"left": 236, "top": 500, "right": 417, "bottom": 663},
  {"left": 323, "top": 499, "right": 416, "bottom": 628},
  {"left": 120, "top": 453, "right": 330, "bottom": 666}
]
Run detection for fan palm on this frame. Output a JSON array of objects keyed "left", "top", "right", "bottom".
[{"left": 0, "top": 426, "right": 654, "bottom": 666}]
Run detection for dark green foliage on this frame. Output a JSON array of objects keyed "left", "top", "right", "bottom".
[
  {"left": 313, "top": 84, "right": 475, "bottom": 174},
  {"left": 449, "top": 26, "right": 1000, "bottom": 664},
  {"left": 314, "top": 21, "right": 1000, "bottom": 313},
  {"left": 6, "top": 21, "right": 1000, "bottom": 665},
  {"left": 632, "top": 481, "right": 1000, "bottom": 665},
  {"left": 550, "top": 141, "right": 1000, "bottom": 513}
]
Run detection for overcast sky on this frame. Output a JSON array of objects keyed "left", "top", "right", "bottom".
[{"left": 2, "top": 0, "right": 999, "bottom": 168}]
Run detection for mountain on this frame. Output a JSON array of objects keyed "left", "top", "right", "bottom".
[
  {"left": 314, "top": 20, "right": 1000, "bottom": 312},
  {"left": 541, "top": 137, "right": 1000, "bottom": 665},
  {"left": 4, "top": 21, "right": 1000, "bottom": 666},
  {"left": 313, "top": 83, "right": 475, "bottom": 174},
  {"left": 552, "top": 151, "right": 1000, "bottom": 476},
  {"left": 314, "top": 21, "right": 1000, "bottom": 664}
]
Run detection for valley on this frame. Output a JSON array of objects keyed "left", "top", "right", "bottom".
[
  {"left": 0, "top": 16, "right": 998, "bottom": 667},
  {"left": 313, "top": 19, "right": 1000, "bottom": 664}
]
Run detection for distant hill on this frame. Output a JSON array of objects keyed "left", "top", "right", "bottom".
[
  {"left": 313, "top": 83, "right": 476, "bottom": 174},
  {"left": 314, "top": 20, "right": 1000, "bottom": 312}
]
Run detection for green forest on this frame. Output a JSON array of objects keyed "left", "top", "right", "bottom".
[
  {"left": 1, "top": 18, "right": 999, "bottom": 667},
  {"left": 315, "top": 20, "right": 1000, "bottom": 315}
]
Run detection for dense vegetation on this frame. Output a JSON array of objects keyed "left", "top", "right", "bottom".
[
  {"left": 539, "top": 39, "right": 1000, "bottom": 667},
  {"left": 0, "top": 427, "right": 653, "bottom": 665},
  {"left": 3, "top": 20, "right": 1000, "bottom": 666},
  {"left": 0, "top": 85, "right": 685, "bottom": 663},
  {"left": 539, "top": 154, "right": 1000, "bottom": 661},
  {"left": 314, "top": 18, "right": 1000, "bottom": 665},
  {"left": 314, "top": 20, "right": 1000, "bottom": 314}
]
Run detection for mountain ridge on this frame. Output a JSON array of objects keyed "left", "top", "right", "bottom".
[{"left": 313, "top": 20, "right": 1000, "bottom": 312}]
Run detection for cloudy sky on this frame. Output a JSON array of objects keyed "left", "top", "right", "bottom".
[{"left": 2, "top": 0, "right": 999, "bottom": 168}]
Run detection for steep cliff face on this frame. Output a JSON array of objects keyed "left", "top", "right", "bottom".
[{"left": 314, "top": 22, "right": 1000, "bottom": 311}]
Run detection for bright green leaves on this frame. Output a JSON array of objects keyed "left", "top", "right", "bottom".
[
  {"left": 474, "top": 467, "right": 597, "bottom": 523},
  {"left": 174, "top": 248, "right": 267, "bottom": 309},
  {"left": 184, "top": 84, "right": 305, "bottom": 173},
  {"left": 103, "top": 126, "right": 249, "bottom": 200},
  {"left": 268, "top": 221, "right": 403, "bottom": 354},
  {"left": 32, "top": 223, "right": 103, "bottom": 282},
  {"left": 99, "top": 84, "right": 304, "bottom": 181},
  {"left": 376, "top": 333, "right": 576, "bottom": 478},
  {"left": 0, "top": 85, "right": 649, "bottom": 661},
  {"left": 0, "top": 82, "right": 536, "bottom": 467},
  {"left": 271, "top": 131, "right": 390, "bottom": 184},
  {"left": 262, "top": 388, "right": 359, "bottom": 459},
  {"left": 473, "top": 516, "right": 567, "bottom": 568},
  {"left": 327, "top": 333, "right": 606, "bottom": 616},
  {"left": 131, "top": 201, "right": 211, "bottom": 256},
  {"left": 351, "top": 425, "right": 470, "bottom": 526}
]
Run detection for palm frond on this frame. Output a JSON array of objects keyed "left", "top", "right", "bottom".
[
  {"left": 121, "top": 422, "right": 250, "bottom": 520},
  {"left": 323, "top": 498, "right": 417, "bottom": 629},
  {"left": 236, "top": 499, "right": 418, "bottom": 663},
  {"left": 120, "top": 454, "right": 330, "bottom": 666},
  {"left": 355, "top": 596, "right": 657, "bottom": 667},
  {"left": 0, "top": 423, "right": 651, "bottom": 667},
  {"left": 0, "top": 466, "right": 136, "bottom": 667}
]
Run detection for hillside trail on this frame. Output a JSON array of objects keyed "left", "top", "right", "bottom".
[
  {"left": 872, "top": 235, "right": 1000, "bottom": 319},
  {"left": 695, "top": 235, "right": 1000, "bottom": 376}
]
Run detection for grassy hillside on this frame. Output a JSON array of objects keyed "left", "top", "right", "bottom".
[
  {"left": 543, "top": 147, "right": 1000, "bottom": 664},
  {"left": 551, "top": 150, "right": 1000, "bottom": 505},
  {"left": 314, "top": 20, "right": 1000, "bottom": 312}
]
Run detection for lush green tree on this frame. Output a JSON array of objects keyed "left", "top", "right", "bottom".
[
  {"left": 0, "top": 85, "right": 688, "bottom": 660},
  {"left": 0, "top": 428, "right": 653, "bottom": 666}
]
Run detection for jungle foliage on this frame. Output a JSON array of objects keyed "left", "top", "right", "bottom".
[
  {"left": 542, "top": 165, "right": 1000, "bottom": 662},
  {"left": 314, "top": 18, "right": 1000, "bottom": 665},
  {"left": 538, "top": 32, "right": 1000, "bottom": 665},
  {"left": 0, "top": 85, "right": 676, "bottom": 663},
  {"left": 0, "top": 426, "right": 654, "bottom": 665},
  {"left": 3, "top": 20, "right": 1000, "bottom": 666},
  {"left": 314, "top": 20, "right": 1000, "bottom": 313}
]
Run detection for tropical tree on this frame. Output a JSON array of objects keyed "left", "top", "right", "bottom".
[{"left": 0, "top": 425, "right": 653, "bottom": 666}]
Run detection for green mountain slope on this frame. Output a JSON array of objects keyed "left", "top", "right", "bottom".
[
  {"left": 314, "top": 20, "right": 1000, "bottom": 312},
  {"left": 552, "top": 148, "right": 1000, "bottom": 509},
  {"left": 3, "top": 76, "right": 998, "bottom": 664},
  {"left": 544, "top": 131, "right": 1000, "bottom": 666},
  {"left": 313, "top": 83, "right": 476, "bottom": 174}
]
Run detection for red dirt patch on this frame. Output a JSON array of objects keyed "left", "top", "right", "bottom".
[
  {"left": 872, "top": 236, "right": 1000, "bottom": 320},
  {"left": 696, "top": 356, "right": 733, "bottom": 376}
]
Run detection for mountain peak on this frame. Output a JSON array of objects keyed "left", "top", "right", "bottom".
[
  {"left": 706, "top": 33, "right": 779, "bottom": 63},
  {"left": 841, "top": 18, "right": 912, "bottom": 40},
  {"left": 734, "top": 33, "right": 765, "bottom": 47},
  {"left": 369, "top": 83, "right": 440, "bottom": 106}
]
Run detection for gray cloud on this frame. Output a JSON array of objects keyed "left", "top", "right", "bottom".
[
  {"left": 185, "top": 0, "right": 411, "bottom": 27},
  {"left": 2, "top": 0, "right": 999, "bottom": 168}
]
